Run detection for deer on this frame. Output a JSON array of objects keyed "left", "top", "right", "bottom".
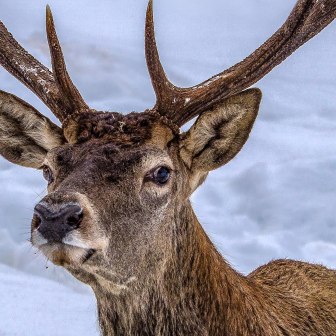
[{"left": 0, "top": 0, "right": 335, "bottom": 335}]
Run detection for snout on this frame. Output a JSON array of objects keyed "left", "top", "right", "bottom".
[
  {"left": 31, "top": 193, "right": 106, "bottom": 266},
  {"left": 33, "top": 202, "right": 83, "bottom": 243}
]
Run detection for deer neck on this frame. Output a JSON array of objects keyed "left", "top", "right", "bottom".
[{"left": 90, "top": 201, "right": 265, "bottom": 336}]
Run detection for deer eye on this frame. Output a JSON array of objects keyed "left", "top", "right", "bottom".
[
  {"left": 148, "top": 166, "right": 171, "bottom": 185},
  {"left": 42, "top": 165, "right": 54, "bottom": 184}
]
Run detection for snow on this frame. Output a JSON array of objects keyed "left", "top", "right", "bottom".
[
  {"left": 0, "top": 264, "right": 98, "bottom": 336},
  {"left": 0, "top": 0, "right": 335, "bottom": 335}
]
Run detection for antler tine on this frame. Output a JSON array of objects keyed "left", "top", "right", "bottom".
[
  {"left": 0, "top": 7, "right": 89, "bottom": 125},
  {"left": 0, "top": 20, "right": 65, "bottom": 119},
  {"left": 46, "top": 6, "right": 89, "bottom": 119},
  {"left": 146, "top": 0, "right": 336, "bottom": 127},
  {"left": 145, "top": 0, "right": 181, "bottom": 110}
]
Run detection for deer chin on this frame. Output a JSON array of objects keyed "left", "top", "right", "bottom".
[{"left": 31, "top": 229, "right": 97, "bottom": 266}]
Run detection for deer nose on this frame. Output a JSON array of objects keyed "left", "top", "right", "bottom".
[{"left": 34, "top": 203, "right": 83, "bottom": 243}]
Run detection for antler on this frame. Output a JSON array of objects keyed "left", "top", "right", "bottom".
[
  {"left": 0, "top": 6, "right": 88, "bottom": 124},
  {"left": 146, "top": 0, "right": 336, "bottom": 126},
  {"left": 46, "top": 6, "right": 89, "bottom": 118}
]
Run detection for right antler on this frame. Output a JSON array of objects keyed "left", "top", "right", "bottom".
[
  {"left": 0, "top": 6, "right": 88, "bottom": 124},
  {"left": 146, "top": 0, "right": 336, "bottom": 126}
]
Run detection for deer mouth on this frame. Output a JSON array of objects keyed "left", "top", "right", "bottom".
[
  {"left": 31, "top": 227, "right": 97, "bottom": 266},
  {"left": 38, "top": 241, "right": 96, "bottom": 267},
  {"left": 81, "top": 248, "right": 96, "bottom": 263}
]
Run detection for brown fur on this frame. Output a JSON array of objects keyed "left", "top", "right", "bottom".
[
  {"left": 0, "top": 88, "right": 335, "bottom": 335},
  {"left": 70, "top": 206, "right": 336, "bottom": 336},
  {"left": 1, "top": 2, "right": 335, "bottom": 333}
]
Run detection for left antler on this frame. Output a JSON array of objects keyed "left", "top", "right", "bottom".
[{"left": 146, "top": 0, "right": 336, "bottom": 126}]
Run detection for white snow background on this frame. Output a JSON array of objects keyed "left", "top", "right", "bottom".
[{"left": 0, "top": 0, "right": 335, "bottom": 335}]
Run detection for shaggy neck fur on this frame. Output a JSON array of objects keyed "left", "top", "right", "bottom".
[
  {"left": 72, "top": 202, "right": 335, "bottom": 336},
  {"left": 90, "top": 203, "right": 288, "bottom": 335}
]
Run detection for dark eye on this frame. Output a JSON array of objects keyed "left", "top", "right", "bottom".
[
  {"left": 42, "top": 166, "right": 54, "bottom": 184},
  {"left": 149, "top": 166, "right": 171, "bottom": 185}
]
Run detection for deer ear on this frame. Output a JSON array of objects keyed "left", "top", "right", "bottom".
[
  {"left": 0, "top": 91, "right": 66, "bottom": 168},
  {"left": 180, "top": 88, "right": 261, "bottom": 191}
]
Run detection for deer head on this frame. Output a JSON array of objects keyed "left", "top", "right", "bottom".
[{"left": 0, "top": 0, "right": 335, "bottom": 302}]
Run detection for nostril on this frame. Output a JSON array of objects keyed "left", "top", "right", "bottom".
[
  {"left": 66, "top": 210, "right": 83, "bottom": 228},
  {"left": 36, "top": 216, "right": 42, "bottom": 226},
  {"left": 34, "top": 203, "right": 54, "bottom": 221},
  {"left": 33, "top": 203, "right": 48, "bottom": 230},
  {"left": 32, "top": 214, "right": 42, "bottom": 230},
  {"left": 34, "top": 203, "right": 46, "bottom": 217}
]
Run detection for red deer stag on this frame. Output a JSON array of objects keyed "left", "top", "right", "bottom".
[{"left": 0, "top": 1, "right": 335, "bottom": 335}]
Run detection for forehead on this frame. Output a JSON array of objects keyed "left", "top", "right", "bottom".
[
  {"left": 48, "top": 111, "right": 176, "bottom": 168},
  {"left": 72, "top": 110, "right": 177, "bottom": 145}
]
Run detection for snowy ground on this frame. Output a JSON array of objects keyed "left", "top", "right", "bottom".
[
  {"left": 0, "top": 0, "right": 335, "bottom": 335},
  {"left": 0, "top": 264, "right": 98, "bottom": 336}
]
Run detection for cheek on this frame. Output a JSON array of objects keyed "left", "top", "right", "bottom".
[{"left": 140, "top": 185, "right": 171, "bottom": 212}]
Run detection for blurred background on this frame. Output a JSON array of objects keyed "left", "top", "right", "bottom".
[{"left": 0, "top": 0, "right": 335, "bottom": 335}]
